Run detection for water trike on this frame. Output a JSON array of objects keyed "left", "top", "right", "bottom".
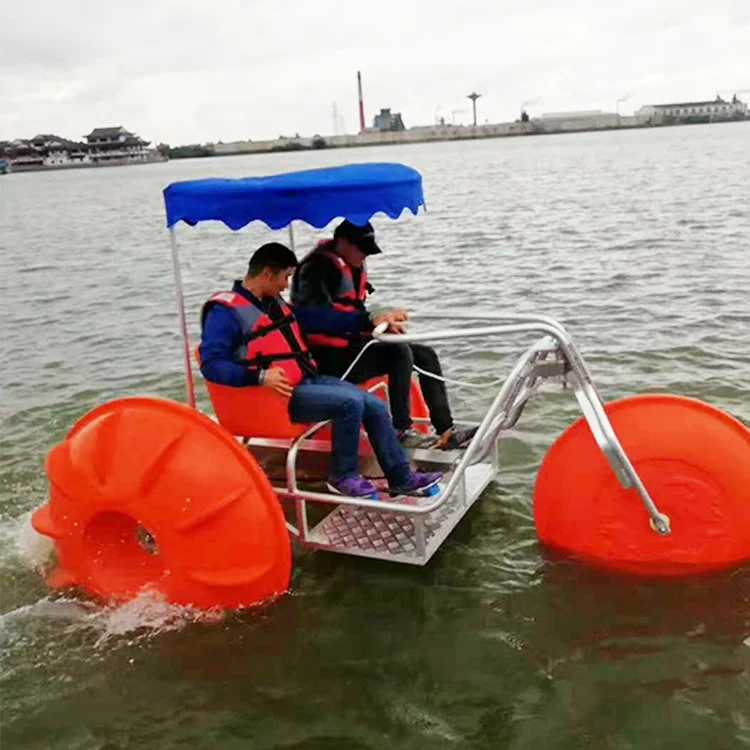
[{"left": 31, "top": 163, "right": 750, "bottom": 610}]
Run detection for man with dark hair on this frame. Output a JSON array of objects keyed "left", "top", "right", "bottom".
[
  {"left": 291, "top": 220, "right": 477, "bottom": 450},
  {"left": 246, "top": 242, "right": 300, "bottom": 277},
  {"left": 199, "top": 242, "right": 442, "bottom": 499}
]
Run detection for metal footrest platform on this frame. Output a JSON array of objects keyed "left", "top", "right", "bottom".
[
  {"left": 303, "top": 462, "right": 496, "bottom": 565},
  {"left": 247, "top": 438, "right": 464, "bottom": 481}
]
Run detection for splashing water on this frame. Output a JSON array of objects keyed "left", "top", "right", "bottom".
[
  {"left": 16, "top": 511, "right": 56, "bottom": 571},
  {"left": 2, "top": 512, "right": 225, "bottom": 649},
  {"left": 87, "top": 589, "right": 225, "bottom": 648},
  {"left": 2, "top": 588, "right": 224, "bottom": 652}
]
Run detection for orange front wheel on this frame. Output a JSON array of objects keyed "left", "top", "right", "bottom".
[{"left": 533, "top": 394, "right": 750, "bottom": 576}]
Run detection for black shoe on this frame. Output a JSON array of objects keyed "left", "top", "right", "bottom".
[
  {"left": 397, "top": 428, "right": 437, "bottom": 449},
  {"left": 435, "top": 425, "right": 479, "bottom": 450}
]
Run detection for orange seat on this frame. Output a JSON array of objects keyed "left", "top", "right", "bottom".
[
  {"left": 194, "top": 349, "right": 430, "bottom": 441},
  {"left": 195, "top": 349, "right": 310, "bottom": 440}
]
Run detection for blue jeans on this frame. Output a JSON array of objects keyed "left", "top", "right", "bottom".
[{"left": 288, "top": 375, "right": 410, "bottom": 486}]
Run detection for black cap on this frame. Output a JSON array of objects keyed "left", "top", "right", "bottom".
[{"left": 333, "top": 220, "right": 382, "bottom": 255}]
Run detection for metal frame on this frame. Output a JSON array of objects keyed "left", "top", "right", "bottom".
[
  {"left": 262, "top": 314, "right": 669, "bottom": 537},
  {"left": 169, "top": 227, "right": 196, "bottom": 408},
  {"left": 168, "top": 226, "right": 670, "bottom": 568}
]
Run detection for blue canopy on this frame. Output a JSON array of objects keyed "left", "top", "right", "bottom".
[{"left": 163, "top": 162, "right": 425, "bottom": 231}]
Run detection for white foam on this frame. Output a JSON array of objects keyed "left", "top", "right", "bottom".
[
  {"left": 16, "top": 510, "right": 55, "bottom": 570},
  {"left": 0, "top": 596, "right": 98, "bottom": 627},
  {"left": 0, "top": 510, "right": 55, "bottom": 576},
  {"left": 87, "top": 589, "right": 225, "bottom": 647},
  {"left": 1, "top": 588, "right": 225, "bottom": 651},
  {"left": 3, "top": 510, "right": 231, "bottom": 647}
]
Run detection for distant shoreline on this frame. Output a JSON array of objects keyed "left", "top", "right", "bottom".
[
  {"left": 5, "top": 153, "right": 166, "bottom": 174},
  {"left": 4, "top": 118, "right": 746, "bottom": 173},
  {"left": 205, "top": 116, "right": 750, "bottom": 159}
]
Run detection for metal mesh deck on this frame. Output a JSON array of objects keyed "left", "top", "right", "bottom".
[{"left": 304, "top": 462, "right": 496, "bottom": 564}]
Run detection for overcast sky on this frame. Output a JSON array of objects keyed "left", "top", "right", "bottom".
[{"left": 2, "top": 0, "right": 748, "bottom": 145}]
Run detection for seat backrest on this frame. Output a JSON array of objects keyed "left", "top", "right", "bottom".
[
  {"left": 194, "top": 349, "right": 430, "bottom": 441},
  {"left": 194, "top": 348, "right": 309, "bottom": 440}
]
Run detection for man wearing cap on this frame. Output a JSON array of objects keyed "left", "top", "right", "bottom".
[{"left": 291, "top": 220, "right": 476, "bottom": 450}]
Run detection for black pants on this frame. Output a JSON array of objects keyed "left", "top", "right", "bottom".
[{"left": 311, "top": 342, "right": 454, "bottom": 434}]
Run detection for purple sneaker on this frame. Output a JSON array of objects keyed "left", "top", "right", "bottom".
[
  {"left": 327, "top": 476, "right": 379, "bottom": 499},
  {"left": 390, "top": 470, "right": 443, "bottom": 497}
]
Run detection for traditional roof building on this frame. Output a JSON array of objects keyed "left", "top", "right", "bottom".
[
  {"left": 83, "top": 126, "right": 154, "bottom": 164},
  {"left": 1, "top": 126, "right": 163, "bottom": 171}
]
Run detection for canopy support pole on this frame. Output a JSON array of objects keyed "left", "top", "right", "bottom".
[
  {"left": 288, "top": 223, "right": 296, "bottom": 252},
  {"left": 169, "top": 227, "right": 196, "bottom": 408}
]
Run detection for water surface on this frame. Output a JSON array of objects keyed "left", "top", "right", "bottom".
[{"left": 2, "top": 123, "right": 749, "bottom": 749}]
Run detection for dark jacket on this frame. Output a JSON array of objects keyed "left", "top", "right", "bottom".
[{"left": 291, "top": 252, "right": 371, "bottom": 311}]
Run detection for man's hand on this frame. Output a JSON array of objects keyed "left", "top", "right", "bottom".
[
  {"left": 263, "top": 367, "right": 294, "bottom": 398},
  {"left": 372, "top": 310, "right": 408, "bottom": 334},
  {"left": 390, "top": 308, "right": 408, "bottom": 322}
]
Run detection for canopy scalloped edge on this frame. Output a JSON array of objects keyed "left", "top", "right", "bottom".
[
  {"left": 170, "top": 203, "right": 424, "bottom": 232},
  {"left": 163, "top": 163, "right": 426, "bottom": 232}
]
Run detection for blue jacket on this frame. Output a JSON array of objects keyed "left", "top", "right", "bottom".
[{"left": 199, "top": 280, "right": 371, "bottom": 387}]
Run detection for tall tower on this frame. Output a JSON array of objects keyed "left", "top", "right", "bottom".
[
  {"left": 467, "top": 92, "right": 482, "bottom": 126},
  {"left": 357, "top": 71, "right": 366, "bottom": 133}
]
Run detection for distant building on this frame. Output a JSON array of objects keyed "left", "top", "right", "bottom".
[
  {"left": 83, "top": 126, "right": 157, "bottom": 165},
  {"left": 540, "top": 110, "right": 607, "bottom": 120},
  {"left": 1, "top": 134, "right": 78, "bottom": 169},
  {"left": 372, "top": 108, "right": 406, "bottom": 132},
  {"left": 636, "top": 95, "right": 747, "bottom": 124},
  {"left": 1, "top": 126, "right": 163, "bottom": 171},
  {"left": 535, "top": 110, "right": 621, "bottom": 130}
]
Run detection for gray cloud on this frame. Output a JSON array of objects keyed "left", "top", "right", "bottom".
[{"left": 1, "top": 0, "right": 748, "bottom": 144}]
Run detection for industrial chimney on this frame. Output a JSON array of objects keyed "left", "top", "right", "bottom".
[{"left": 357, "top": 71, "right": 366, "bottom": 133}]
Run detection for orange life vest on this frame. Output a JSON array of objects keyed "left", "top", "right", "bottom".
[
  {"left": 201, "top": 291, "right": 314, "bottom": 386},
  {"left": 304, "top": 244, "right": 370, "bottom": 349}
]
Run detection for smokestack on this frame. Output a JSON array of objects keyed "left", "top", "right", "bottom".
[{"left": 357, "top": 71, "right": 366, "bottom": 133}]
